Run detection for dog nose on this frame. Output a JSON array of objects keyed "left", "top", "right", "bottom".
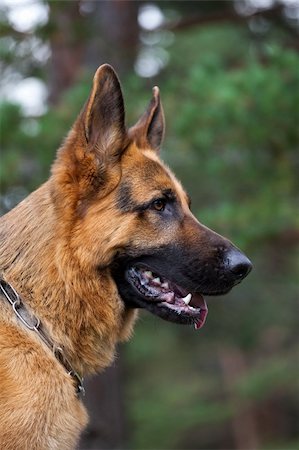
[{"left": 225, "top": 248, "right": 252, "bottom": 281}]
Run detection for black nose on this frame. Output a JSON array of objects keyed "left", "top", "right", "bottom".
[{"left": 225, "top": 248, "right": 252, "bottom": 281}]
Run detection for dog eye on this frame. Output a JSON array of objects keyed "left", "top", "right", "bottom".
[{"left": 152, "top": 198, "right": 166, "bottom": 212}]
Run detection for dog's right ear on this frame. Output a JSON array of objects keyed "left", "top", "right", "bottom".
[
  {"left": 82, "top": 64, "right": 127, "bottom": 162},
  {"left": 129, "top": 86, "right": 165, "bottom": 152}
]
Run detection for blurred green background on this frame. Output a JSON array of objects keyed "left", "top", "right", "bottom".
[{"left": 0, "top": 1, "right": 298, "bottom": 449}]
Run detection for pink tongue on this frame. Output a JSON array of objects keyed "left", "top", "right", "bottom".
[
  {"left": 193, "top": 294, "right": 208, "bottom": 331},
  {"left": 190, "top": 293, "right": 206, "bottom": 309}
]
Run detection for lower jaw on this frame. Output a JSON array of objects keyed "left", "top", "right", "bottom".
[{"left": 125, "top": 289, "right": 207, "bottom": 328}]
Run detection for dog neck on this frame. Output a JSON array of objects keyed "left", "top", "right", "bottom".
[{"left": 0, "top": 182, "right": 137, "bottom": 375}]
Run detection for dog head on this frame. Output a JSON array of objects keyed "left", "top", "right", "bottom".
[{"left": 51, "top": 64, "right": 252, "bottom": 330}]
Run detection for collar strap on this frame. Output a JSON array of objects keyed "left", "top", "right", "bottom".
[{"left": 0, "top": 279, "right": 85, "bottom": 397}]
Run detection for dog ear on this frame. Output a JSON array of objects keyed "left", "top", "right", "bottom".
[
  {"left": 83, "top": 64, "right": 127, "bottom": 161},
  {"left": 52, "top": 65, "right": 128, "bottom": 205},
  {"left": 129, "top": 86, "right": 165, "bottom": 152}
]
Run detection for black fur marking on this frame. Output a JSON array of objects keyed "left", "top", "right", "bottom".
[
  {"left": 116, "top": 182, "right": 136, "bottom": 212},
  {"left": 117, "top": 182, "right": 178, "bottom": 215},
  {"left": 116, "top": 182, "right": 150, "bottom": 213}
]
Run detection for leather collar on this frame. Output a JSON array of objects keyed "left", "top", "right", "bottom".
[{"left": 0, "top": 278, "right": 85, "bottom": 397}]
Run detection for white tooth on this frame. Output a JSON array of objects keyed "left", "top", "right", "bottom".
[
  {"left": 161, "top": 282, "right": 169, "bottom": 289},
  {"left": 153, "top": 277, "right": 161, "bottom": 284},
  {"left": 182, "top": 293, "right": 192, "bottom": 305},
  {"left": 144, "top": 271, "right": 153, "bottom": 278}
]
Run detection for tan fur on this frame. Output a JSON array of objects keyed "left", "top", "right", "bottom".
[{"left": 0, "top": 64, "right": 182, "bottom": 449}]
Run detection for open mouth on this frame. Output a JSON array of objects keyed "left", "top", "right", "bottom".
[{"left": 126, "top": 265, "right": 208, "bottom": 330}]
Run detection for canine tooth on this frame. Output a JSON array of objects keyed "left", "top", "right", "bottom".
[
  {"left": 152, "top": 277, "right": 161, "bottom": 284},
  {"left": 161, "top": 282, "right": 169, "bottom": 289},
  {"left": 144, "top": 271, "right": 153, "bottom": 278},
  {"left": 182, "top": 293, "right": 192, "bottom": 305}
]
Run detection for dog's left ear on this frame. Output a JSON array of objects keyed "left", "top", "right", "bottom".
[
  {"left": 83, "top": 64, "right": 127, "bottom": 161},
  {"left": 53, "top": 65, "right": 128, "bottom": 201},
  {"left": 129, "top": 86, "right": 165, "bottom": 152}
]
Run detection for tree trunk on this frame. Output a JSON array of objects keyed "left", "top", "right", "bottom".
[
  {"left": 47, "top": 1, "right": 85, "bottom": 104},
  {"left": 219, "top": 347, "right": 260, "bottom": 450},
  {"left": 79, "top": 356, "right": 127, "bottom": 450},
  {"left": 46, "top": 3, "right": 140, "bottom": 447},
  {"left": 87, "top": 0, "right": 140, "bottom": 75},
  {"left": 47, "top": 0, "right": 140, "bottom": 102}
]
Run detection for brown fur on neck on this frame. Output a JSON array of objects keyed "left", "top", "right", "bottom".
[{"left": 0, "top": 176, "right": 137, "bottom": 375}]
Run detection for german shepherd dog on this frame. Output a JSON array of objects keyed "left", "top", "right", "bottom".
[{"left": 0, "top": 65, "right": 252, "bottom": 449}]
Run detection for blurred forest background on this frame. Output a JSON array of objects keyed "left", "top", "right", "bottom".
[{"left": 0, "top": 1, "right": 299, "bottom": 449}]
